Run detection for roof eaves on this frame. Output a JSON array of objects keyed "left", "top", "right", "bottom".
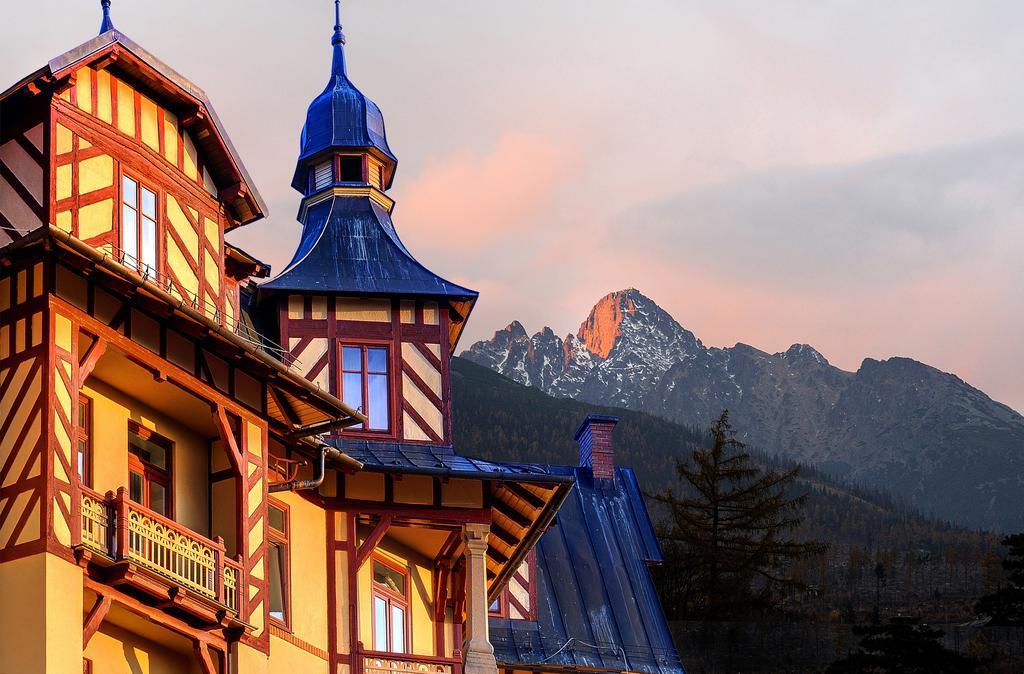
[{"left": 2, "top": 226, "right": 364, "bottom": 427}]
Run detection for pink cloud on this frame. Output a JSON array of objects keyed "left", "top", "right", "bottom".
[{"left": 396, "top": 133, "right": 579, "bottom": 253}]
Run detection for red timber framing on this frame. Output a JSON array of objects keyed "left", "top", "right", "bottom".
[
  {"left": 279, "top": 296, "right": 454, "bottom": 445},
  {"left": 0, "top": 260, "right": 49, "bottom": 563},
  {"left": 326, "top": 502, "right": 475, "bottom": 674},
  {"left": 44, "top": 39, "right": 264, "bottom": 224},
  {"left": 82, "top": 593, "right": 112, "bottom": 647},
  {"left": 83, "top": 576, "right": 232, "bottom": 660},
  {"left": 2, "top": 242, "right": 309, "bottom": 654},
  {"left": 0, "top": 232, "right": 358, "bottom": 652},
  {"left": 434, "top": 531, "right": 464, "bottom": 658},
  {"left": 307, "top": 466, "right": 567, "bottom": 599},
  {"left": 50, "top": 286, "right": 274, "bottom": 647},
  {"left": 489, "top": 549, "right": 537, "bottom": 622},
  {"left": 50, "top": 99, "right": 236, "bottom": 325}
]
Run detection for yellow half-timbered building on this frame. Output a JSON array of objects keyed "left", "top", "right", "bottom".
[{"left": 0, "top": 2, "right": 580, "bottom": 673}]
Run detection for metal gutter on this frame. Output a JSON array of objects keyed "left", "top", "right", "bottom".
[{"left": 354, "top": 462, "right": 575, "bottom": 485}]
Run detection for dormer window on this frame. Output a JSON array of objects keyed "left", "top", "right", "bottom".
[
  {"left": 339, "top": 155, "right": 364, "bottom": 182},
  {"left": 313, "top": 160, "right": 333, "bottom": 191}
]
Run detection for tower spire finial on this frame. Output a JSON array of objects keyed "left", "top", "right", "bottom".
[
  {"left": 332, "top": 0, "right": 346, "bottom": 46},
  {"left": 329, "top": 0, "right": 347, "bottom": 77},
  {"left": 100, "top": 0, "right": 115, "bottom": 34}
]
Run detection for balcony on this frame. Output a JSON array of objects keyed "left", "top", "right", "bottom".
[
  {"left": 77, "top": 485, "right": 246, "bottom": 628},
  {"left": 361, "top": 649, "right": 463, "bottom": 674}
]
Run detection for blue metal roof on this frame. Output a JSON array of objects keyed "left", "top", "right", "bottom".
[
  {"left": 260, "top": 195, "right": 478, "bottom": 299},
  {"left": 329, "top": 439, "right": 571, "bottom": 484},
  {"left": 291, "top": 5, "right": 396, "bottom": 192},
  {"left": 491, "top": 466, "right": 684, "bottom": 674}
]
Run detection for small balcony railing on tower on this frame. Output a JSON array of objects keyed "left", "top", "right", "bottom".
[{"left": 77, "top": 485, "right": 244, "bottom": 616}]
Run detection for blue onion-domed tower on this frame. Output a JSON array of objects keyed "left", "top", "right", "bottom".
[
  {"left": 289, "top": 0, "right": 396, "bottom": 192},
  {"left": 261, "top": 1, "right": 476, "bottom": 447}
]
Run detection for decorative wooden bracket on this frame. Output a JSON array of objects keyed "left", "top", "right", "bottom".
[
  {"left": 181, "top": 105, "right": 209, "bottom": 129},
  {"left": 267, "top": 385, "right": 301, "bottom": 427},
  {"left": 193, "top": 640, "right": 217, "bottom": 674},
  {"left": 354, "top": 515, "right": 393, "bottom": 570},
  {"left": 213, "top": 405, "right": 244, "bottom": 477},
  {"left": 221, "top": 182, "right": 249, "bottom": 204},
  {"left": 91, "top": 51, "right": 121, "bottom": 72},
  {"left": 77, "top": 337, "right": 108, "bottom": 386},
  {"left": 83, "top": 594, "right": 112, "bottom": 648},
  {"left": 433, "top": 560, "right": 450, "bottom": 622}
]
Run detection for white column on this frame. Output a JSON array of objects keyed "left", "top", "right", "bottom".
[{"left": 462, "top": 523, "right": 497, "bottom": 674}]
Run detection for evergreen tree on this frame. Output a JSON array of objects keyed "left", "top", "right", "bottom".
[
  {"left": 827, "top": 618, "right": 978, "bottom": 673},
  {"left": 649, "top": 410, "right": 827, "bottom": 618},
  {"left": 975, "top": 533, "right": 1024, "bottom": 626}
]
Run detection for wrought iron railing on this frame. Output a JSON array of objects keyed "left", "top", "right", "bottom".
[
  {"left": 75, "top": 486, "right": 243, "bottom": 615},
  {"left": 105, "top": 245, "right": 298, "bottom": 367}
]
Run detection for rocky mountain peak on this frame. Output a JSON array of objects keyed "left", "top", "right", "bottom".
[
  {"left": 461, "top": 288, "right": 1024, "bottom": 530},
  {"left": 504, "top": 320, "right": 528, "bottom": 338},
  {"left": 576, "top": 288, "right": 700, "bottom": 362},
  {"left": 576, "top": 288, "right": 641, "bottom": 358},
  {"left": 782, "top": 343, "right": 830, "bottom": 366}
]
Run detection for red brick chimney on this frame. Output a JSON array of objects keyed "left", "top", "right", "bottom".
[{"left": 575, "top": 415, "right": 619, "bottom": 480}]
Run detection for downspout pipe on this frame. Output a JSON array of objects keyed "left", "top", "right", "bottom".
[{"left": 269, "top": 440, "right": 360, "bottom": 493}]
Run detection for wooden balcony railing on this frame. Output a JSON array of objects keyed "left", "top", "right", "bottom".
[
  {"left": 361, "top": 649, "right": 463, "bottom": 674},
  {"left": 77, "top": 486, "right": 244, "bottom": 616}
]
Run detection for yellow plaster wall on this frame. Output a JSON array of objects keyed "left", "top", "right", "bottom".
[
  {"left": 79, "top": 154, "right": 114, "bottom": 194},
  {"left": 331, "top": 512, "right": 352, "bottom": 654},
  {"left": 441, "top": 479, "right": 483, "bottom": 508},
  {"left": 166, "top": 194, "right": 202, "bottom": 300},
  {"left": 82, "top": 378, "right": 210, "bottom": 536},
  {"left": 268, "top": 636, "right": 329, "bottom": 674},
  {"left": 0, "top": 553, "right": 83, "bottom": 674},
  {"left": 79, "top": 199, "right": 114, "bottom": 240},
  {"left": 55, "top": 70, "right": 232, "bottom": 315},
  {"left": 66, "top": 66, "right": 218, "bottom": 196},
  {"left": 273, "top": 490, "right": 329, "bottom": 653},
  {"left": 211, "top": 477, "right": 239, "bottom": 558},
  {"left": 84, "top": 622, "right": 203, "bottom": 674},
  {"left": 402, "top": 371, "right": 443, "bottom": 439},
  {"left": 346, "top": 472, "right": 385, "bottom": 501},
  {"left": 53, "top": 123, "right": 115, "bottom": 244},
  {"left": 141, "top": 95, "right": 160, "bottom": 152},
  {"left": 233, "top": 642, "right": 270, "bottom": 674},
  {"left": 393, "top": 474, "right": 433, "bottom": 506},
  {"left": 336, "top": 298, "right": 391, "bottom": 322},
  {"left": 356, "top": 537, "right": 436, "bottom": 657}
]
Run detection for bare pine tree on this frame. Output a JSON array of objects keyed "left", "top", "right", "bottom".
[{"left": 650, "top": 410, "right": 827, "bottom": 619}]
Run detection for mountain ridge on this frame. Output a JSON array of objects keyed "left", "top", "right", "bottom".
[{"left": 462, "top": 288, "right": 1024, "bottom": 531}]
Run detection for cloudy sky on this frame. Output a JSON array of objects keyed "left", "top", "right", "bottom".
[{"left": 3, "top": 1, "right": 1023, "bottom": 411}]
